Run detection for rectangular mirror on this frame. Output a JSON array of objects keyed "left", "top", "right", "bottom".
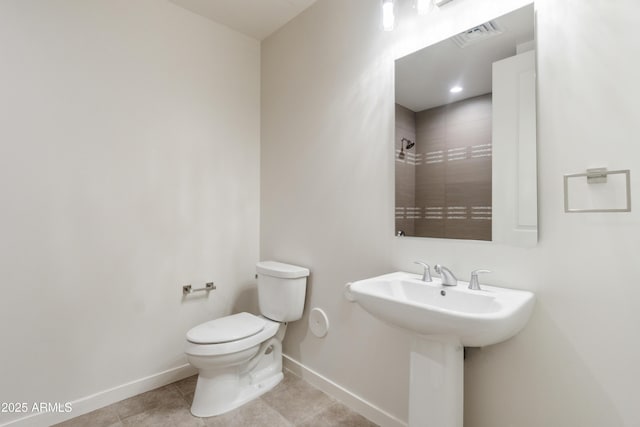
[{"left": 394, "top": 3, "right": 537, "bottom": 247}]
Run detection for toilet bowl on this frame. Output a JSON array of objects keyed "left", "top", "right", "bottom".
[
  {"left": 185, "top": 313, "right": 285, "bottom": 417},
  {"left": 185, "top": 261, "right": 309, "bottom": 417}
]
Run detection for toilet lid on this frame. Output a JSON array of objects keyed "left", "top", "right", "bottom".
[{"left": 186, "top": 312, "right": 266, "bottom": 344}]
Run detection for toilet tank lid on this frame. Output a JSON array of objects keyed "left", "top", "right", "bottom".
[
  {"left": 186, "top": 312, "right": 265, "bottom": 344},
  {"left": 256, "top": 261, "right": 310, "bottom": 279}
]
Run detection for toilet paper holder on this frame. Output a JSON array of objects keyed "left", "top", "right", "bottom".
[{"left": 183, "top": 282, "right": 216, "bottom": 296}]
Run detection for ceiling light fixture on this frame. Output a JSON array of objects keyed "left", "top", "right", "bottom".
[
  {"left": 384, "top": 0, "right": 456, "bottom": 31},
  {"left": 382, "top": 0, "right": 395, "bottom": 32},
  {"left": 416, "top": 0, "right": 431, "bottom": 15},
  {"left": 450, "top": 86, "right": 463, "bottom": 93}
]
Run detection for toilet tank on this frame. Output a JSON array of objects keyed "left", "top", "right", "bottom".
[{"left": 256, "top": 261, "right": 309, "bottom": 322}]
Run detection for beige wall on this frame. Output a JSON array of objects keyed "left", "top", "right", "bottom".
[
  {"left": 262, "top": 0, "right": 640, "bottom": 426},
  {"left": 0, "top": 1, "right": 260, "bottom": 424}
]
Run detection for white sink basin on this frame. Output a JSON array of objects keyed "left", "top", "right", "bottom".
[{"left": 346, "top": 271, "right": 535, "bottom": 346}]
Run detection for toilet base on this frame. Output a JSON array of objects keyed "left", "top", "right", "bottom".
[
  {"left": 191, "top": 370, "right": 283, "bottom": 418},
  {"left": 189, "top": 326, "right": 287, "bottom": 418}
]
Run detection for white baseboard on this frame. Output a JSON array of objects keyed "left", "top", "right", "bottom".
[
  {"left": 283, "top": 354, "right": 407, "bottom": 427},
  {"left": 0, "top": 364, "right": 197, "bottom": 427}
]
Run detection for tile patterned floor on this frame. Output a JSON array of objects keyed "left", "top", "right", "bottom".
[{"left": 54, "top": 370, "right": 378, "bottom": 427}]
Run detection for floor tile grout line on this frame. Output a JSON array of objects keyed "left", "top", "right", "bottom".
[
  {"left": 259, "top": 393, "right": 312, "bottom": 426},
  {"left": 259, "top": 385, "right": 336, "bottom": 426},
  {"left": 293, "top": 400, "right": 339, "bottom": 426}
]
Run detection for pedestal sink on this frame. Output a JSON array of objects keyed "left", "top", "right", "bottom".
[{"left": 345, "top": 271, "right": 535, "bottom": 427}]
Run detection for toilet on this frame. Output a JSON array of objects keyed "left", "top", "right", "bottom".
[{"left": 184, "top": 260, "right": 309, "bottom": 417}]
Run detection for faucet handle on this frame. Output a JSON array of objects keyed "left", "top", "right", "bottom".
[
  {"left": 469, "top": 269, "right": 491, "bottom": 290},
  {"left": 413, "top": 261, "right": 432, "bottom": 282}
]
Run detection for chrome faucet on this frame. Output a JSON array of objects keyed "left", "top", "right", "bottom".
[
  {"left": 413, "top": 261, "right": 432, "bottom": 282},
  {"left": 434, "top": 264, "right": 458, "bottom": 286}
]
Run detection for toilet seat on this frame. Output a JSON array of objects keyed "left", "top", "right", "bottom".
[
  {"left": 187, "top": 312, "right": 266, "bottom": 344},
  {"left": 185, "top": 314, "right": 280, "bottom": 357}
]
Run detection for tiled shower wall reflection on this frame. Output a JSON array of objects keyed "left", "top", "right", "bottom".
[
  {"left": 395, "top": 94, "right": 492, "bottom": 241},
  {"left": 395, "top": 104, "right": 416, "bottom": 236}
]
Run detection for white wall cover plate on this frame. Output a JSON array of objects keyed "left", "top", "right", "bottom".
[{"left": 309, "top": 307, "right": 329, "bottom": 338}]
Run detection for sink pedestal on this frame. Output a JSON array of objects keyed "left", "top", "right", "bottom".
[{"left": 409, "top": 336, "right": 463, "bottom": 427}]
